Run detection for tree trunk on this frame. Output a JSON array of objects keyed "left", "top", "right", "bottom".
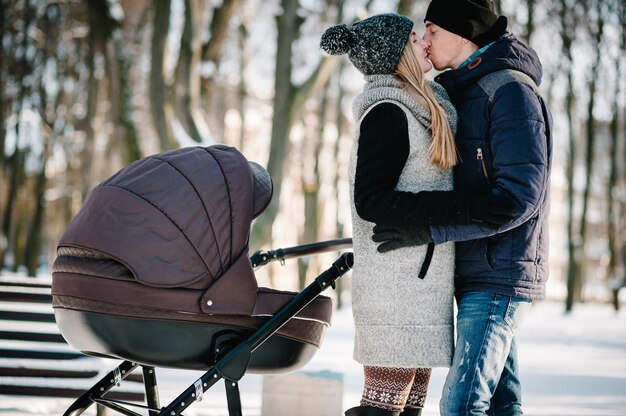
[
  {"left": 109, "top": 2, "right": 141, "bottom": 162},
  {"left": 333, "top": 60, "right": 347, "bottom": 310},
  {"left": 1, "top": 151, "right": 25, "bottom": 271},
  {"left": 250, "top": 0, "right": 337, "bottom": 250},
  {"left": 24, "top": 142, "right": 48, "bottom": 276},
  {"left": 249, "top": 0, "right": 301, "bottom": 249},
  {"left": 90, "top": 0, "right": 141, "bottom": 164},
  {"left": 201, "top": 0, "right": 243, "bottom": 102},
  {"left": 576, "top": 0, "right": 604, "bottom": 305},
  {"left": 297, "top": 82, "right": 328, "bottom": 290},
  {"left": 561, "top": 0, "right": 580, "bottom": 313},
  {"left": 22, "top": 5, "right": 63, "bottom": 276},
  {"left": 11, "top": 214, "right": 25, "bottom": 273},
  {"left": 524, "top": 0, "right": 536, "bottom": 44},
  {"left": 81, "top": 1, "right": 109, "bottom": 198},
  {"left": 610, "top": 0, "right": 626, "bottom": 310},
  {"left": 1, "top": 0, "right": 34, "bottom": 271},
  {"left": 0, "top": 0, "right": 10, "bottom": 266},
  {"left": 94, "top": 1, "right": 138, "bottom": 171},
  {"left": 237, "top": 21, "right": 248, "bottom": 151},
  {"left": 150, "top": 1, "right": 176, "bottom": 151},
  {"left": 173, "top": 0, "right": 207, "bottom": 143},
  {"left": 608, "top": 91, "right": 619, "bottom": 310},
  {"left": 0, "top": 0, "right": 7, "bottom": 169}
]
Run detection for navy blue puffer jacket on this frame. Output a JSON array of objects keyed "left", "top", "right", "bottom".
[{"left": 430, "top": 33, "right": 553, "bottom": 300}]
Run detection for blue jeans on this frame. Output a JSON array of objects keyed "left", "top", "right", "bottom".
[{"left": 440, "top": 291, "right": 532, "bottom": 416}]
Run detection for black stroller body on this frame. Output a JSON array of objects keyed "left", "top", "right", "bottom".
[{"left": 51, "top": 145, "right": 353, "bottom": 415}]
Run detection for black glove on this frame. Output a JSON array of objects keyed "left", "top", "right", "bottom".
[
  {"left": 372, "top": 223, "right": 433, "bottom": 253},
  {"left": 468, "top": 193, "right": 517, "bottom": 229},
  {"left": 396, "top": 190, "right": 516, "bottom": 227}
]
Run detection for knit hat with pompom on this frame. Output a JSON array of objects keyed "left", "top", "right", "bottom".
[{"left": 320, "top": 13, "right": 414, "bottom": 75}]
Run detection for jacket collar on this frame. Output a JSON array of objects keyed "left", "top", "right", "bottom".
[{"left": 435, "top": 32, "right": 543, "bottom": 102}]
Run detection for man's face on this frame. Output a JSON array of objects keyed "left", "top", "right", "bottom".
[{"left": 422, "top": 22, "right": 468, "bottom": 70}]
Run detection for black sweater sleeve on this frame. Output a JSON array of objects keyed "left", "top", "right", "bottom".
[{"left": 354, "top": 102, "right": 470, "bottom": 226}]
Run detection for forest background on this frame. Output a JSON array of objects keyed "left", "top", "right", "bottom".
[{"left": 1, "top": 0, "right": 625, "bottom": 313}]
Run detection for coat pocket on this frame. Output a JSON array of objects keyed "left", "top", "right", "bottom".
[{"left": 457, "top": 239, "right": 494, "bottom": 275}]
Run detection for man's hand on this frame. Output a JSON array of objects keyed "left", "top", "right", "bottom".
[
  {"left": 468, "top": 193, "right": 517, "bottom": 229},
  {"left": 372, "top": 224, "right": 433, "bottom": 253}
]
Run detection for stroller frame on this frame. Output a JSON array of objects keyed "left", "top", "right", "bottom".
[{"left": 62, "top": 239, "right": 353, "bottom": 416}]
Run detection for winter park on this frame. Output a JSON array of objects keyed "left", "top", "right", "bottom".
[
  {"left": 2, "top": 0, "right": 626, "bottom": 415},
  {"left": 1, "top": 281, "right": 625, "bottom": 415}
]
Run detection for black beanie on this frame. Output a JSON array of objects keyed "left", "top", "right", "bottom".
[
  {"left": 424, "top": 0, "right": 507, "bottom": 47},
  {"left": 320, "top": 14, "right": 414, "bottom": 75}
]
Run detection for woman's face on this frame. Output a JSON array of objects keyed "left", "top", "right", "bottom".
[{"left": 409, "top": 28, "right": 433, "bottom": 73}]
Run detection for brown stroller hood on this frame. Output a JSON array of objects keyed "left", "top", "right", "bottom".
[
  {"left": 54, "top": 145, "right": 271, "bottom": 316},
  {"left": 52, "top": 144, "right": 345, "bottom": 378}
]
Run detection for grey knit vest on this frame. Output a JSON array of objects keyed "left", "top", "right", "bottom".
[{"left": 348, "top": 74, "right": 457, "bottom": 368}]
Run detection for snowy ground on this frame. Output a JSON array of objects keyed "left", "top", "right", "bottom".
[{"left": 1, "top": 299, "right": 625, "bottom": 415}]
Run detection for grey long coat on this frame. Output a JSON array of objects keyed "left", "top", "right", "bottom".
[{"left": 349, "top": 75, "right": 457, "bottom": 368}]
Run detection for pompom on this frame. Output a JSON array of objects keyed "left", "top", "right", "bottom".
[{"left": 320, "top": 24, "right": 354, "bottom": 55}]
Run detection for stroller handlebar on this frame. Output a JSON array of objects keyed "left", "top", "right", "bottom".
[{"left": 250, "top": 238, "right": 353, "bottom": 268}]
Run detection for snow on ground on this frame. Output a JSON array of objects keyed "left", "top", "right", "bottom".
[{"left": 1, "top": 300, "right": 625, "bottom": 415}]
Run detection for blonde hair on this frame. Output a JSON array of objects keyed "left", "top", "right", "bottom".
[{"left": 394, "top": 40, "right": 458, "bottom": 169}]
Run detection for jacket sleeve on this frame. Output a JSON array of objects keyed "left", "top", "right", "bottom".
[
  {"left": 431, "top": 82, "right": 550, "bottom": 243},
  {"left": 354, "top": 102, "right": 470, "bottom": 226}
]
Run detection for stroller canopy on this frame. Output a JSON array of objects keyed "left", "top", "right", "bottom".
[{"left": 58, "top": 145, "right": 271, "bottom": 314}]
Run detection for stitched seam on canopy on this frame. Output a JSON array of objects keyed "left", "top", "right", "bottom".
[
  {"left": 152, "top": 155, "right": 224, "bottom": 276},
  {"left": 203, "top": 147, "right": 234, "bottom": 271}
]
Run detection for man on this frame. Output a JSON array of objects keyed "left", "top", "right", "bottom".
[{"left": 373, "top": 0, "right": 553, "bottom": 415}]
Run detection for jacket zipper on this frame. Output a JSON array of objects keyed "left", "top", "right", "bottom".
[{"left": 477, "top": 148, "right": 491, "bottom": 184}]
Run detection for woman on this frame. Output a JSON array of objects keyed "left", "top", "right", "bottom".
[{"left": 320, "top": 14, "right": 513, "bottom": 416}]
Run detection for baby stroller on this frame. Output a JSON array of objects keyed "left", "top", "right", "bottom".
[{"left": 51, "top": 145, "right": 353, "bottom": 416}]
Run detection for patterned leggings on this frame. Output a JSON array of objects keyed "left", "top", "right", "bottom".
[{"left": 360, "top": 366, "right": 432, "bottom": 412}]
